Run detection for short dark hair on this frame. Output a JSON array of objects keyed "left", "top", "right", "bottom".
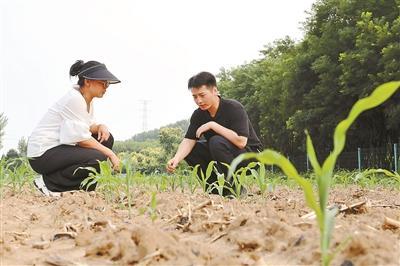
[{"left": 188, "top": 71, "right": 217, "bottom": 89}]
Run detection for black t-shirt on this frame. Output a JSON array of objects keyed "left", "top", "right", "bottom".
[{"left": 185, "top": 97, "right": 263, "bottom": 151}]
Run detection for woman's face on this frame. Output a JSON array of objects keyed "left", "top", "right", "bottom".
[{"left": 89, "top": 80, "right": 109, "bottom": 98}]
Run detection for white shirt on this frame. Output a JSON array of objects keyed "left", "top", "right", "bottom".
[{"left": 27, "top": 88, "right": 96, "bottom": 157}]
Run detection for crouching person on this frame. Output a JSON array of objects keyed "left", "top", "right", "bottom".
[
  {"left": 166, "top": 71, "right": 262, "bottom": 196},
  {"left": 27, "top": 60, "right": 121, "bottom": 195}
]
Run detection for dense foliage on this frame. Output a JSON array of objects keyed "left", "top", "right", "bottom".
[
  {"left": 218, "top": 0, "right": 400, "bottom": 157},
  {"left": 114, "top": 120, "right": 188, "bottom": 173}
]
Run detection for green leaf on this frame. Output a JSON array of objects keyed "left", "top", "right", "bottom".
[
  {"left": 321, "top": 207, "right": 338, "bottom": 266},
  {"left": 230, "top": 151, "right": 323, "bottom": 226},
  {"left": 206, "top": 161, "right": 215, "bottom": 179},
  {"left": 306, "top": 131, "right": 322, "bottom": 176},
  {"left": 323, "top": 81, "right": 400, "bottom": 175}
]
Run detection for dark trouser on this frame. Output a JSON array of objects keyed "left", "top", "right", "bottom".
[
  {"left": 184, "top": 135, "right": 257, "bottom": 195},
  {"left": 28, "top": 134, "right": 114, "bottom": 192}
]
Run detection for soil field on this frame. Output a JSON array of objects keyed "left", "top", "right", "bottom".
[{"left": 1, "top": 186, "right": 399, "bottom": 266}]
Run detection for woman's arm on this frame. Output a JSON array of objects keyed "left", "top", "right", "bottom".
[
  {"left": 78, "top": 137, "right": 120, "bottom": 170},
  {"left": 90, "top": 124, "right": 110, "bottom": 143}
]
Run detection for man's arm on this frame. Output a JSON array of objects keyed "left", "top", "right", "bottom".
[
  {"left": 166, "top": 138, "right": 196, "bottom": 173},
  {"left": 196, "top": 121, "right": 248, "bottom": 149}
]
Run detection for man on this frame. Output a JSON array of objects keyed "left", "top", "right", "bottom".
[{"left": 166, "top": 71, "right": 262, "bottom": 195}]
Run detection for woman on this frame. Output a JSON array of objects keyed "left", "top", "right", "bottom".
[{"left": 27, "top": 60, "right": 121, "bottom": 196}]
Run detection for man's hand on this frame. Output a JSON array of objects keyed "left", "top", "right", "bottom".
[
  {"left": 196, "top": 122, "right": 215, "bottom": 139},
  {"left": 166, "top": 158, "right": 179, "bottom": 173},
  {"left": 97, "top": 124, "right": 110, "bottom": 143}
]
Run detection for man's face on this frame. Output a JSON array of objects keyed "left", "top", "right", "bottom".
[{"left": 191, "top": 85, "right": 218, "bottom": 111}]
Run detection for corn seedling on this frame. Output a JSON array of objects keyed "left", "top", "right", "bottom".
[
  {"left": 7, "top": 158, "right": 36, "bottom": 193},
  {"left": 221, "top": 162, "right": 247, "bottom": 198},
  {"left": 79, "top": 160, "right": 122, "bottom": 203},
  {"left": 247, "top": 162, "right": 268, "bottom": 195},
  {"left": 229, "top": 81, "right": 400, "bottom": 266},
  {"left": 213, "top": 168, "right": 227, "bottom": 197},
  {"left": 187, "top": 165, "right": 200, "bottom": 193},
  {"left": 172, "top": 168, "right": 187, "bottom": 193},
  {"left": 197, "top": 161, "right": 216, "bottom": 193},
  {"left": 139, "top": 191, "right": 158, "bottom": 222},
  {"left": 122, "top": 156, "right": 135, "bottom": 218}
]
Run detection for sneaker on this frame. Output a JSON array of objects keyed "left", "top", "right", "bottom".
[{"left": 33, "top": 176, "right": 61, "bottom": 197}]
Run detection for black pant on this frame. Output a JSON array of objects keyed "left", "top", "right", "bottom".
[
  {"left": 29, "top": 134, "right": 114, "bottom": 192},
  {"left": 184, "top": 135, "right": 257, "bottom": 195}
]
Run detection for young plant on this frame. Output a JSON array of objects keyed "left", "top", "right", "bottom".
[
  {"left": 79, "top": 160, "right": 122, "bottom": 203},
  {"left": 7, "top": 158, "right": 36, "bottom": 193},
  {"left": 122, "top": 156, "right": 135, "bottom": 218},
  {"left": 229, "top": 81, "right": 400, "bottom": 266},
  {"left": 248, "top": 162, "right": 268, "bottom": 195},
  {"left": 187, "top": 165, "right": 200, "bottom": 193},
  {"left": 197, "top": 161, "right": 215, "bottom": 193},
  {"left": 213, "top": 170, "right": 226, "bottom": 197},
  {"left": 139, "top": 191, "right": 158, "bottom": 222},
  {"left": 361, "top": 168, "right": 400, "bottom": 189},
  {"left": 222, "top": 162, "right": 248, "bottom": 198}
]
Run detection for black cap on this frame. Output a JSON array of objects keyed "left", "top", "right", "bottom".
[{"left": 77, "top": 63, "right": 121, "bottom": 84}]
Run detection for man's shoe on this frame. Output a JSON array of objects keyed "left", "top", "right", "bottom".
[{"left": 33, "top": 176, "right": 61, "bottom": 197}]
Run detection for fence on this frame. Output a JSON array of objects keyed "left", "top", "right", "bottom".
[{"left": 287, "top": 143, "right": 399, "bottom": 173}]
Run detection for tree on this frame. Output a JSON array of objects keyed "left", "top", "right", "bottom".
[
  {"left": 217, "top": 0, "right": 400, "bottom": 157},
  {"left": 159, "top": 127, "right": 183, "bottom": 157},
  {"left": 5, "top": 149, "right": 19, "bottom": 160},
  {"left": 17, "top": 137, "right": 27, "bottom": 157},
  {"left": 0, "top": 113, "right": 7, "bottom": 150}
]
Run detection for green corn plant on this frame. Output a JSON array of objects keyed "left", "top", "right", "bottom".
[
  {"left": 155, "top": 175, "right": 169, "bottom": 192},
  {"left": 177, "top": 173, "right": 185, "bottom": 193},
  {"left": 221, "top": 162, "right": 247, "bottom": 198},
  {"left": 187, "top": 165, "right": 200, "bottom": 193},
  {"left": 79, "top": 160, "right": 122, "bottom": 203},
  {"left": 7, "top": 158, "right": 36, "bottom": 193},
  {"left": 247, "top": 162, "right": 268, "bottom": 195},
  {"left": 229, "top": 81, "right": 400, "bottom": 266},
  {"left": 171, "top": 168, "right": 187, "bottom": 193},
  {"left": 213, "top": 167, "right": 227, "bottom": 197},
  {"left": 122, "top": 156, "right": 135, "bottom": 219},
  {"left": 197, "top": 161, "right": 216, "bottom": 193},
  {"left": 0, "top": 159, "right": 7, "bottom": 194},
  {"left": 139, "top": 191, "right": 158, "bottom": 222}
]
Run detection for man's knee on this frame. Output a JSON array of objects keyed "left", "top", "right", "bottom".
[
  {"left": 209, "top": 135, "right": 229, "bottom": 147},
  {"left": 184, "top": 141, "right": 209, "bottom": 166},
  {"left": 209, "top": 135, "right": 234, "bottom": 160}
]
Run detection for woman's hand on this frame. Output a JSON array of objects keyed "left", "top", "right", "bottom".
[
  {"left": 97, "top": 124, "right": 110, "bottom": 143},
  {"left": 109, "top": 153, "right": 121, "bottom": 171}
]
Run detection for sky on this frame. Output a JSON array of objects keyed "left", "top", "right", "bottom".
[{"left": 0, "top": 0, "right": 316, "bottom": 155}]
